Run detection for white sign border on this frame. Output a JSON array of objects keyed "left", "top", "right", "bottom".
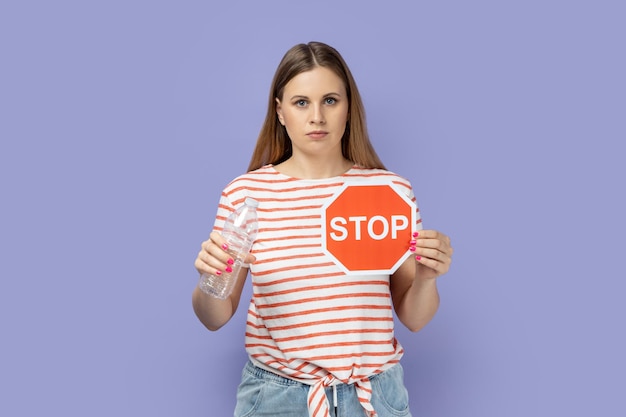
[{"left": 320, "top": 179, "right": 417, "bottom": 275}]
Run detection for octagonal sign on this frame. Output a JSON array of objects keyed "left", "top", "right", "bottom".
[{"left": 321, "top": 180, "right": 416, "bottom": 275}]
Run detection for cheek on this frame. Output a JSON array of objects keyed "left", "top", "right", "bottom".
[
  {"left": 338, "top": 104, "right": 349, "bottom": 123},
  {"left": 282, "top": 110, "right": 302, "bottom": 128},
  {"left": 280, "top": 114, "right": 297, "bottom": 136},
  {"left": 337, "top": 110, "right": 349, "bottom": 128}
]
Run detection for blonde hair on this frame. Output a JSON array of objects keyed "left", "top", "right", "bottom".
[{"left": 247, "top": 42, "right": 385, "bottom": 171}]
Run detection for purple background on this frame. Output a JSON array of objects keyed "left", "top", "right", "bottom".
[{"left": 1, "top": 1, "right": 625, "bottom": 416}]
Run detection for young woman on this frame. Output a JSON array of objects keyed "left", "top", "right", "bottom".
[{"left": 193, "top": 42, "right": 453, "bottom": 417}]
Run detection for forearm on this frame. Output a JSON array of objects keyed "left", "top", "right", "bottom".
[
  {"left": 394, "top": 277, "right": 440, "bottom": 332},
  {"left": 192, "top": 287, "right": 236, "bottom": 331},
  {"left": 191, "top": 268, "right": 248, "bottom": 331}
]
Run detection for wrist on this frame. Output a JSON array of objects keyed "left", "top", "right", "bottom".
[{"left": 413, "top": 271, "right": 438, "bottom": 287}]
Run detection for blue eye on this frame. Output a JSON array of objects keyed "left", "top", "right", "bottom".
[
  {"left": 295, "top": 99, "right": 307, "bottom": 107},
  {"left": 325, "top": 98, "right": 336, "bottom": 105}
]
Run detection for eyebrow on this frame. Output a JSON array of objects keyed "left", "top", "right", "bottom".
[{"left": 289, "top": 92, "right": 342, "bottom": 100}]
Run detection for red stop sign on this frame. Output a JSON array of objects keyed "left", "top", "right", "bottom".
[{"left": 321, "top": 180, "right": 416, "bottom": 274}]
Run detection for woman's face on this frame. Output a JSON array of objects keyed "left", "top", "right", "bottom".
[{"left": 276, "top": 66, "right": 349, "bottom": 160}]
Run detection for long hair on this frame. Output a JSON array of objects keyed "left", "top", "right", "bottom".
[{"left": 247, "top": 42, "right": 386, "bottom": 172}]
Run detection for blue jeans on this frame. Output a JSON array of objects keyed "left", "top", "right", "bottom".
[{"left": 234, "top": 360, "right": 412, "bottom": 417}]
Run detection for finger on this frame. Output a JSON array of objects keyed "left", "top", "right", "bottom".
[
  {"left": 416, "top": 255, "right": 451, "bottom": 276},
  {"left": 209, "top": 231, "right": 228, "bottom": 250},
  {"left": 414, "top": 246, "right": 452, "bottom": 264},
  {"left": 413, "top": 229, "right": 443, "bottom": 239},
  {"left": 205, "top": 233, "right": 236, "bottom": 264},
  {"left": 414, "top": 239, "right": 451, "bottom": 256},
  {"left": 197, "top": 237, "right": 234, "bottom": 274},
  {"left": 415, "top": 230, "right": 450, "bottom": 243},
  {"left": 194, "top": 256, "right": 223, "bottom": 276},
  {"left": 415, "top": 248, "right": 452, "bottom": 271},
  {"left": 210, "top": 231, "right": 258, "bottom": 266},
  {"left": 415, "top": 232, "right": 451, "bottom": 251},
  {"left": 194, "top": 251, "right": 225, "bottom": 276}
]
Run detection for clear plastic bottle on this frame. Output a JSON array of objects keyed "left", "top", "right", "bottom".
[{"left": 198, "top": 197, "right": 259, "bottom": 299}]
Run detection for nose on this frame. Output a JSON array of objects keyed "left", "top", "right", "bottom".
[{"left": 310, "top": 104, "right": 326, "bottom": 125}]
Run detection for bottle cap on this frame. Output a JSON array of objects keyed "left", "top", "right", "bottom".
[{"left": 244, "top": 197, "right": 259, "bottom": 208}]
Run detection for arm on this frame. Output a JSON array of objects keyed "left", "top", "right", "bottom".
[
  {"left": 192, "top": 231, "right": 256, "bottom": 331},
  {"left": 390, "top": 230, "right": 453, "bottom": 332}
]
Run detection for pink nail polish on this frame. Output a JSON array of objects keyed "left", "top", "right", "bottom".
[
  {"left": 415, "top": 255, "right": 422, "bottom": 261},
  {"left": 410, "top": 240, "right": 416, "bottom": 245},
  {"left": 409, "top": 246, "right": 416, "bottom": 252},
  {"left": 225, "top": 266, "right": 233, "bottom": 273},
  {"left": 215, "top": 270, "right": 222, "bottom": 276},
  {"left": 227, "top": 258, "right": 234, "bottom": 265},
  {"left": 221, "top": 243, "right": 229, "bottom": 250},
  {"left": 412, "top": 232, "right": 419, "bottom": 238}
]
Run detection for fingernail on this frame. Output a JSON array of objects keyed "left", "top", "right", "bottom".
[
  {"left": 410, "top": 240, "right": 416, "bottom": 245},
  {"left": 215, "top": 270, "right": 222, "bottom": 276},
  {"left": 221, "top": 243, "right": 229, "bottom": 250},
  {"left": 227, "top": 258, "right": 234, "bottom": 265},
  {"left": 415, "top": 255, "right": 422, "bottom": 261},
  {"left": 412, "top": 232, "right": 419, "bottom": 238},
  {"left": 409, "top": 246, "right": 416, "bottom": 252},
  {"left": 225, "top": 266, "right": 233, "bottom": 273}
]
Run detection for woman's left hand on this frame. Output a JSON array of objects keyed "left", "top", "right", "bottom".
[{"left": 410, "top": 230, "right": 453, "bottom": 281}]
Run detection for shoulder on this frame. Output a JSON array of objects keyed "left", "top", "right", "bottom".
[
  {"left": 222, "top": 165, "right": 279, "bottom": 191},
  {"left": 345, "top": 167, "right": 413, "bottom": 193},
  {"left": 220, "top": 165, "right": 296, "bottom": 202}
]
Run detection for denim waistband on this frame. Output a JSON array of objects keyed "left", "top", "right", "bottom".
[
  {"left": 244, "top": 358, "right": 393, "bottom": 387},
  {"left": 243, "top": 360, "right": 307, "bottom": 386}
]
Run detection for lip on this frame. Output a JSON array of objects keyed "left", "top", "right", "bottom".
[{"left": 306, "top": 130, "right": 329, "bottom": 139}]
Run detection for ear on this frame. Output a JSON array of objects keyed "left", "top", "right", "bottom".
[{"left": 275, "top": 98, "right": 285, "bottom": 126}]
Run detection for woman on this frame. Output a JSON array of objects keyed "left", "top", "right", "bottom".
[{"left": 193, "top": 42, "right": 453, "bottom": 417}]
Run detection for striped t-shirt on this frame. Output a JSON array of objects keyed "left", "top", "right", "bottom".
[{"left": 213, "top": 165, "right": 422, "bottom": 417}]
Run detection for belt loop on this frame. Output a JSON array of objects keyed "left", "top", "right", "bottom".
[{"left": 333, "top": 384, "right": 338, "bottom": 408}]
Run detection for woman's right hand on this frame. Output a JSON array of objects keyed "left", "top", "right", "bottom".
[
  {"left": 194, "top": 231, "right": 256, "bottom": 277},
  {"left": 193, "top": 231, "right": 256, "bottom": 331}
]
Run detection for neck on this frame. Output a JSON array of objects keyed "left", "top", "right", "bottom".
[{"left": 275, "top": 155, "right": 354, "bottom": 179}]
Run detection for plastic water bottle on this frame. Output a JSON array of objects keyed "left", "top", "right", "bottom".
[{"left": 198, "top": 197, "right": 259, "bottom": 299}]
